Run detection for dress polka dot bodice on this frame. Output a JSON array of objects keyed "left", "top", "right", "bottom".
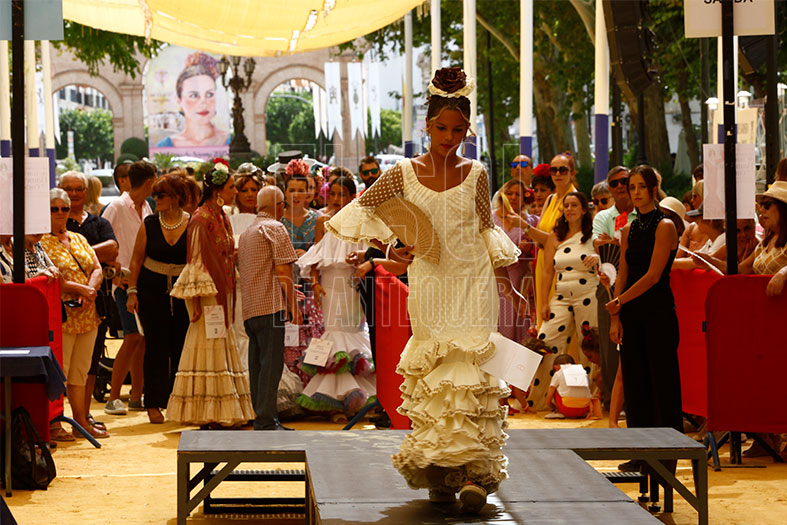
[{"left": 553, "top": 232, "right": 599, "bottom": 299}]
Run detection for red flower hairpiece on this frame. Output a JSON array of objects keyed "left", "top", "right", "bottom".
[
  {"left": 523, "top": 186, "right": 535, "bottom": 205},
  {"left": 533, "top": 163, "right": 551, "bottom": 178},
  {"left": 285, "top": 159, "right": 310, "bottom": 177},
  {"left": 212, "top": 157, "right": 230, "bottom": 167}
]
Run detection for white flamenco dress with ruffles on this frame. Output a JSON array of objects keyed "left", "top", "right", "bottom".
[
  {"left": 326, "top": 159, "right": 519, "bottom": 494},
  {"left": 295, "top": 232, "right": 377, "bottom": 414}
]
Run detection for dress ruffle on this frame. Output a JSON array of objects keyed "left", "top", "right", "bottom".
[
  {"left": 325, "top": 200, "right": 397, "bottom": 246},
  {"left": 482, "top": 225, "right": 521, "bottom": 269},
  {"left": 170, "top": 262, "right": 218, "bottom": 299},
  {"left": 392, "top": 341, "right": 510, "bottom": 493},
  {"left": 297, "top": 234, "right": 362, "bottom": 273}
]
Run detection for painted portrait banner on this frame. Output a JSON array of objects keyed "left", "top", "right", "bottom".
[
  {"left": 147, "top": 45, "right": 230, "bottom": 160},
  {"left": 0, "top": 157, "right": 52, "bottom": 235}
]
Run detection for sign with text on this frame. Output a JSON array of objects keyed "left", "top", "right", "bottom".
[
  {"left": 702, "top": 143, "right": 756, "bottom": 220},
  {"left": 481, "top": 332, "right": 543, "bottom": 391},
  {"left": 0, "top": 157, "right": 52, "bottom": 235},
  {"left": 684, "top": 0, "right": 775, "bottom": 38},
  {"left": 204, "top": 305, "right": 227, "bottom": 339}
]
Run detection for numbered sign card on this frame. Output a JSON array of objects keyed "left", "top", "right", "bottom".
[
  {"left": 204, "top": 305, "right": 227, "bottom": 339},
  {"left": 303, "top": 338, "right": 333, "bottom": 367},
  {"left": 284, "top": 323, "right": 300, "bottom": 347}
]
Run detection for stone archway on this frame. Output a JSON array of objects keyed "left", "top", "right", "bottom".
[{"left": 251, "top": 63, "right": 325, "bottom": 157}]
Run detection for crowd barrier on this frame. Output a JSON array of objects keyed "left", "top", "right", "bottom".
[{"left": 705, "top": 275, "right": 787, "bottom": 434}]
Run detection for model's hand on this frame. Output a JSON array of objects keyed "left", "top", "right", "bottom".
[
  {"left": 313, "top": 283, "right": 326, "bottom": 308},
  {"left": 295, "top": 249, "right": 307, "bottom": 258},
  {"left": 599, "top": 272, "right": 611, "bottom": 288},
  {"left": 766, "top": 271, "right": 786, "bottom": 297},
  {"left": 291, "top": 308, "right": 304, "bottom": 326},
  {"left": 609, "top": 316, "right": 623, "bottom": 345},
  {"left": 294, "top": 284, "right": 306, "bottom": 303},
  {"left": 605, "top": 298, "right": 621, "bottom": 316},
  {"left": 126, "top": 292, "right": 138, "bottom": 314},
  {"left": 540, "top": 303, "right": 551, "bottom": 322},
  {"left": 355, "top": 261, "right": 373, "bottom": 279},
  {"left": 80, "top": 284, "right": 97, "bottom": 302},
  {"left": 597, "top": 233, "right": 620, "bottom": 246},
  {"left": 191, "top": 297, "right": 202, "bottom": 323}
]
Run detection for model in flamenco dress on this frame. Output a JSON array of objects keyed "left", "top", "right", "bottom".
[
  {"left": 295, "top": 176, "right": 376, "bottom": 420},
  {"left": 326, "top": 68, "right": 527, "bottom": 513}
]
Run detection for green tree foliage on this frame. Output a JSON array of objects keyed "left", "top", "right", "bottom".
[
  {"left": 120, "top": 137, "right": 149, "bottom": 159},
  {"left": 266, "top": 94, "right": 313, "bottom": 149},
  {"left": 368, "top": 108, "right": 403, "bottom": 154},
  {"left": 56, "top": 108, "right": 114, "bottom": 165},
  {"left": 52, "top": 22, "right": 161, "bottom": 78}
]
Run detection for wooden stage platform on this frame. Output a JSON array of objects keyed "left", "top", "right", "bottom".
[{"left": 177, "top": 428, "right": 707, "bottom": 524}]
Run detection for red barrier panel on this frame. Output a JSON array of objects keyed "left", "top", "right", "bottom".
[
  {"left": 0, "top": 282, "right": 55, "bottom": 441},
  {"left": 373, "top": 266, "right": 412, "bottom": 430},
  {"left": 671, "top": 269, "right": 723, "bottom": 417},
  {"left": 705, "top": 275, "right": 787, "bottom": 433},
  {"left": 27, "top": 276, "right": 65, "bottom": 423}
]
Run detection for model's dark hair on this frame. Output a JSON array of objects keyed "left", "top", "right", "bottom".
[
  {"left": 627, "top": 165, "right": 660, "bottom": 204},
  {"left": 152, "top": 173, "right": 188, "bottom": 207},
  {"left": 762, "top": 199, "right": 787, "bottom": 249},
  {"left": 554, "top": 192, "right": 592, "bottom": 243},
  {"left": 113, "top": 161, "right": 132, "bottom": 189},
  {"left": 199, "top": 168, "right": 232, "bottom": 206},
  {"left": 426, "top": 67, "right": 471, "bottom": 125},
  {"left": 330, "top": 176, "right": 356, "bottom": 197},
  {"left": 285, "top": 174, "right": 309, "bottom": 191},
  {"left": 580, "top": 326, "right": 600, "bottom": 351},
  {"left": 128, "top": 160, "right": 157, "bottom": 189},
  {"left": 532, "top": 174, "right": 555, "bottom": 191}
]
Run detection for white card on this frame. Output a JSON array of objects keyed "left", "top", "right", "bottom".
[
  {"left": 134, "top": 311, "right": 145, "bottom": 336},
  {"left": 0, "top": 349, "right": 31, "bottom": 355},
  {"left": 481, "top": 332, "right": 543, "bottom": 391},
  {"left": 204, "top": 305, "right": 227, "bottom": 339},
  {"left": 303, "top": 338, "right": 333, "bottom": 367},
  {"left": 562, "top": 364, "right": 589, "bottom": 387},
  {"left": 284, "top": 323, "right": 300, "bottom": 346}
]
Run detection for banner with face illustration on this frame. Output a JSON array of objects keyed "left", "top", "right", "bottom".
[{"left": 147, "top": 45, "right": 230, "bottom": 159}]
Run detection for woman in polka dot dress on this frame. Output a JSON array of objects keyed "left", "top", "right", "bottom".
[{"left": 527, "top": 192, "right": 599, "bottom": 411}]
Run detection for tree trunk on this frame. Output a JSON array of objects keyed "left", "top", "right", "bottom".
[
  {"left": 624, "top": 82, "right": 670, "bottom": 168},
  {"left": 533, "top": 60, "right": 574, "bottom": 163},
  {"left": 677, "top": 70, "right": 700, "bottom": 170},
  {"left": 572, "top": 99, "right": 592, "bottom": 169}
]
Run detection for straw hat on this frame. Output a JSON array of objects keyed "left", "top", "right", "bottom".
[
  {"left": 374, "top": 196, "right": 440, "bottom": 264},
  {"left": 756, "top": 181, "right": 787, "bottom": 205},
  {"left": 659, "top": 196, "right": 686, "bottom": 220}
]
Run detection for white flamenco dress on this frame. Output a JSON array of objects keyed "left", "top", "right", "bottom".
[
  {"left": 295, "top": 232, "right": 377, "bottom": 414},
  {"left": 326, "top": 159, "right": 519, "bottom": 494}
]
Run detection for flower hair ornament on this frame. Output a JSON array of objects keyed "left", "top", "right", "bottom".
[
  {"left": 210, "top": 157, "right": 230, "bottom": 186},
  {"left": 428, "top": 67, "right": 475, "bottom": 98},
  {"left": 285, "top": 159, "right": 311, "bottom": 177}
]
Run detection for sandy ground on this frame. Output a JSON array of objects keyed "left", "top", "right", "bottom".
[{"left": 4, "top": 343, "right": 787, "bottom": 524}]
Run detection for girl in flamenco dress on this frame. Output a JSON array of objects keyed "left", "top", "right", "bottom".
[
  {"left": 296, "top": 176, "right": 376, "bottom": 421},
  {"left": 326, "top": 68, "right": 527, "bottom": 513}
]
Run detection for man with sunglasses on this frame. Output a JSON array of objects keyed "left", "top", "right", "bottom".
[
  {"left": 358, "top": 155, "right": 381, "bottom": 192},
  {"left": 510, "top": 154, "right": 533, "bottom": 186},
  {"left": 591, "top": 166, "right": 636, "bottom": 412}
]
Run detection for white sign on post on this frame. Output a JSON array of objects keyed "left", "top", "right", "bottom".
[
  {"left": 284, "top": 323, "right": 300, "bottom": 347},
  {"left": 684, "top": 0, "right": 775, "bottom": 38},
  {"left": 303, "top": 338, "right": 333, "bottom": 368},
  {"left": 702, "top": 143, "right": 756, "bottom": 220},
  {"left": 0, "top": 157, "right": 52, "bottom": 235}
]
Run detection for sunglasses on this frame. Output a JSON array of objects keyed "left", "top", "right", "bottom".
[
  {"left": 593, "top": 197, "right": 610, "bottom": 206},
  {"left": 51, "top": 206, "right": 70, "bottom": 213},
  {"left": 361, "top": 168, "right": 379, "bottom": 176},
  {"left": 549, "top": 166, "right": 570, "bottom": 175},
  {"left": 608, "top": 177, "right": 628, "bottom": 189},
  {"left": 760, "top": 199, "right": 775, "bottom": 210},
  {"left": 510, "top": 161, "right": 529, "bottom": 168}
]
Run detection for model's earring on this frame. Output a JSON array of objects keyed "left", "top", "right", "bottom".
[
  {"left": 217, "top": 195, "right": 225, "bottom": 207},
  {"left": 461, "top": 141, "right": 466, "bottom": 156}
]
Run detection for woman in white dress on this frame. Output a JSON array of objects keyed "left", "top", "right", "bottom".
[
  {"left": 296, "top": 176, "right": 376, "bottom": 420},
  {"left": 326, "top": 68, "right": 527, "bottom": 513}
]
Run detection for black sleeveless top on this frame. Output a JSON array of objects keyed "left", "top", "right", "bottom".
[
  {"left": 623, "top": 208, "right": 677, "bottom": 313},
  {"left": 143, "top": 214, "right": 187, "bottom": 264}
]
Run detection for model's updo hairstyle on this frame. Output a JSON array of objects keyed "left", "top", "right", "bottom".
[
  {"left": 199, "top": 167, "right": 232, "bottom": 206},
  {"left": 426, "top": 67, "right": 473, "bottom": 134}
]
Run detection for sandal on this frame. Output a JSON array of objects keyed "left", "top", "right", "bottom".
[
  {"left": 50, "top": 427, "right": 76, "bottom": 442},
  {"left": 74, "top": 426, "right": 110, "bottom": 439},
  {"left": 86, "top": 414, "right": 107, "bottom": 431}
]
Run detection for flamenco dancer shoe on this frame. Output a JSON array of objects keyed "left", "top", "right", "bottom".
[{"left": 459, "top": 482, "right": 487, "bottom": 513}]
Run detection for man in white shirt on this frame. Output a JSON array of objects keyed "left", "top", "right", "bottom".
[{"left": 101, "top": 161, "right": 155, "bottom": 415}]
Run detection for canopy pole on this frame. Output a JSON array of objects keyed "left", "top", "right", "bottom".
[
  {"left": 463, "top": 0, "right": 477, "bottom": 159},
  {"left": 430, "top": 0, "right": 441, "bottom": 75},
  {"left": 12, "top": 0, "right": 26, "bottom": 284},
  {"left": 520, "top": 0, "right": 533, "bottom": 157},
  {"left": 403, "top": 11, "right": 414, "bottom": 158},
  {"left": 0, "top": 41, "right": 10, "bottom": 157},
  {"left": 593, "top": 0, "right": 609, "bottom": 182},
  {"left": 42, "top": 41, "right": 56, "bottom": 186}
]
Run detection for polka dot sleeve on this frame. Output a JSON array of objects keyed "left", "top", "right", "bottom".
[
  {"left": 476, "top": 167, "right": 521, "bottom": 268},
  {"left": 325, "top": 163, "right": 401, "bottom": 245}
]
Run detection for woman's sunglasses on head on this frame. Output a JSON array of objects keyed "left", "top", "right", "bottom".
[{"left": 510, "top": 161, "right": 529, "bottom": 168}]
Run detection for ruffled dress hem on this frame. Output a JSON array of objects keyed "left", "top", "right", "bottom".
[{"left": 325, "top": 201, "right": 398, "bottom": 246}]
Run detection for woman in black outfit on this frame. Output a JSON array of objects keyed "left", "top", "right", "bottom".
[
  {"left": 126, "top": 174, "right": 190, "bottom": 424},
  {"left": 606, "top": 165, "right": 682, "bottom": 437}
]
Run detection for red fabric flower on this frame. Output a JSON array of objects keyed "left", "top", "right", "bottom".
[
  {"left": 523, "top": 186, "right": 535, "bottom": 205},
  {"left": 533, "top": 163, "right": 551, "bottom": 178},
  {"left": 211, "top": 157, "right": 230, "bottom": 167}
]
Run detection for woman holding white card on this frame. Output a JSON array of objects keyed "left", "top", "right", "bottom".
[
  {"left": 166, "top": 160, "right": 254, "bottom": 428},
  {"left": 296, "top": 176, "right": 375, "bottom": 422}
]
